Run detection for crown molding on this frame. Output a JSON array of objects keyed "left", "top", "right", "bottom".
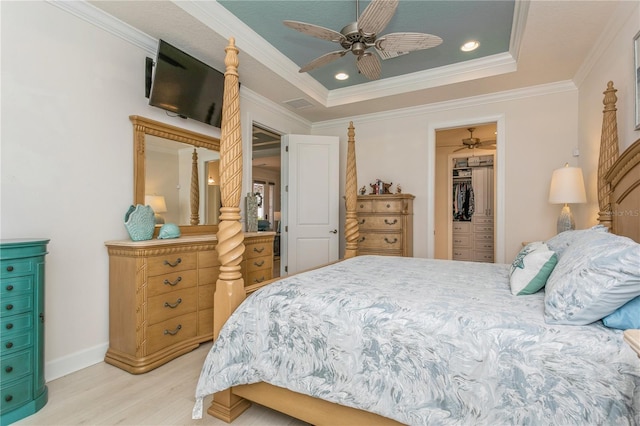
[
  {"left": 46, "top": 0, "right": 157, "bottom": 55},
  {"left": 314, "top": 80, "right": 577, "bottom": 129},
  {"left": 509, "top": 0, "right": 530, "bottom": 62}
]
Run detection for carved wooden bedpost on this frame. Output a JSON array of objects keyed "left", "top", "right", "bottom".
[
  {"left": 597, "top": 81, "right": 619, "bottom": 230},
  {"left": 190, "top": 149, "right": 200, "bottom": 225},
  {"left": 210, "top": 37, "right": 251, "bottom": 422},
  {"left": 344, "top": 121, "right": 359, "bottom": 258}
]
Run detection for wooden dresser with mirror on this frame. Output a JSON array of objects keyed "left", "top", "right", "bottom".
[{"left": 105, "top": 116, "right": 273, "bottom": 374}]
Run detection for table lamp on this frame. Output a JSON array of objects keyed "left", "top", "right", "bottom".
[
  {"left": 548, "top": 164, "right": 586, "bottom": 233},
  {"left": 145, "top": 195, "right": 168, "bottom": 224}
]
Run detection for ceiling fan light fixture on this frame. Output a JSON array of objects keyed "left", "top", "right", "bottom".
[
  {"left": 461, "top": 40, "right": 480, "bottom": 52},
  {"left": 335, "top": 72, "right": 349, "bottom": 80}
]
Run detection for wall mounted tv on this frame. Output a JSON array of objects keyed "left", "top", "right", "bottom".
[{"left": 148, "top": 39, "right": 224, "bottom": 128}]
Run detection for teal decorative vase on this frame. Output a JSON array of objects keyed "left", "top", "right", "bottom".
[
  {"left": 158, "top": 223, "right": 181, "bottom": 239},
  {"left": 124, "top": 204, "right": 155, "bottom": 241}
]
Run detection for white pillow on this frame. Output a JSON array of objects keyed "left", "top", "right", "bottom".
[
  {"left": 509, "top": 242, "right": 558, "bottom": 296},
  {"left": 544, "top": 231, "right": 640, "bottom": 325}
]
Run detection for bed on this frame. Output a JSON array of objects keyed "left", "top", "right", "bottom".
[{"left": 194, "top": 38, "right": 640, "bottom": 425}]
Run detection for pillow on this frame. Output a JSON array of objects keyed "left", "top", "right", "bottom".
[
  {"left": 545, "top": 225, "right": 608, "bottom": 259},
  {"left": 544, "top": 231, "right": 640, "bottom": 325},
  {"left": 509, "top": 242, "right": 558, "bottom": 295},
  {"left": 602, "top": 296, "right": 640, "bottom": 330}
]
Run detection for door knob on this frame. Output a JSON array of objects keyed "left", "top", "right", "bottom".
[{"left": 329, "top": 229, "right": 337, "bottom": 234}]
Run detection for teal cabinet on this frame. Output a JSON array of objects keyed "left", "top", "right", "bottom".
[{"left": 0, "top": 239, "right": 48, "bottom": 426}]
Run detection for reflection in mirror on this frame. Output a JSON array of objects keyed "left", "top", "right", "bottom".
[{"left": 131, "top": 115, "right": 220, "bottom": 236}]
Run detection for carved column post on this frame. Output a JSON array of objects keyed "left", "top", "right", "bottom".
[
  {"left": 190, "top": 148, "right": 200, "bottom": 225},
  {"left": 597, "top": 81, "right": 619, "bottom": 230},
  {"left": 344, "top": 121, "right": 359, "bottom": 258},
  {"left": 133, "top": 124, "right": 146, "bottom": 205},
  {"left": 209, "top": 37, "right": 251, "bottom": 422}
]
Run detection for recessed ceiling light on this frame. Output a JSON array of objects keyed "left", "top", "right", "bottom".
[
  {"left": 461, "top": 41, "right": 480, "bottom": 52},
  {"left": 335, "top": 72, "right": 349, "bottom": 81}
]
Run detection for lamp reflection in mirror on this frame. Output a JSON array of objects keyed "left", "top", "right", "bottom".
[
  {"left": 548, "top": 164, "right": 587, "bottom": 233},
  {"left": 145, "top": 195, "right": 167, "bottom": 224}
]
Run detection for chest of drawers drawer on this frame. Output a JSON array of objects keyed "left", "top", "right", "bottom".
[
  {"left": 359, "top": 216, "right": 402, "bottom": 231},
  {"left": 147, "top": 253, "right": 197, "bottom": 276},
  {"left": 147, "top": 287, "right": 198, "bottom": 326},
  {"left": 1, "top": 350, "right": 33, "bottom": 383},
  {"left": 359, "top": 233, "right": 403, "bottom": 250},
  {"left": 146, "top": 312, "right": 197, "bottom": 354},
  {"left": 1, "top": 331, "right": 33, "bottom": 356},
  {"left": 0, "top": 376, "right": 32, "bottom": 415},
  {"left": 452, "top": 221, "right": 471, "bottom": 233},
  {"left": 147, "top": 270, "right": 197, "bottom": 297},
  {"left": 0, "top": 259, "right": 36, "bottom": 279},
  {"left": 1, "top": 276, "right": 33, "bottom": 298},
  {"left": 245, "top": 241, "right": 273, "bottom": 259},
  {"left": 1, "top": 294, "right": 33, "bottom": 318}
]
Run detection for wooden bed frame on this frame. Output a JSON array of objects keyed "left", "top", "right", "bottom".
[{"left": 208, "top": 38, "right": 640, "bottom": 425}]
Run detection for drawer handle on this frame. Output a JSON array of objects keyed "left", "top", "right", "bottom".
[
  {"left": 253, "top": 247, "right": 265, "bottom": 253},
  {"left": 358, "top": 237, "right": 366, "bottom": 243},
  {"left": 386, "top": 204, "right": 391, "bottom": 208},
  {"left": 40, "top": 313, "right": 44, "bottom": 323},
  {"left": 5, "top": 395, "right": 13, "bottom": 402},
  {"left": 5, "top": 342, "right": 13, "bottom": 349},
  {"left": 5, "top": 366, "right": 13, "bottom": 373},
  {"left": 384, "top": 237, "right": 398, "bottom": 244},
  {"left": 253, "top": 260, "right": 265, "bottom": 267},
  {"left": 384, "top": 219, "right": 398, "bottom": 225},
  {"left": 5, "top": 304, "right": 13, "bottom": 311},
  {"left": 6, "top": 285, "right": 14, "bottom": 291},
  {"left": 359, "top": 204, "right": 364, "bottom": 208},
  {"left": 164, "top": 324, "right": 182, "bottom": 335},
  {"left": 6, "top": 266, "right": 13, "bottom": 272},
  {"left": 163, "top": 258, "right": 182, "bottom": 267},
  {"left": 253, "top": 277, "right": 265, "bottom": 283},
  {"left": 164, "top": 298, "right": 182, "bottom": 309},
  {"left": 164, "top": 277, "right": 182, "bottom": 286},
  {"left": 358, "top": 219, "right": 365, "bottom": 225},
  {"left": 5, "top": 323, "right": 13, "bottom": 330}
]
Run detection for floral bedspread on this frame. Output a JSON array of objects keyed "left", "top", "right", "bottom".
[{"left": 193, "top": 256, "right": 639, "bottom": 425}]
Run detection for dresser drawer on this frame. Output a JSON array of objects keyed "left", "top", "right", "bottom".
[
  {"left": 452, "top": 221, "right": 471, "bottom": 233},
  {"left": 474, "top": 251, "right": 494, "bottom": 262},
  {"left": 1, "top": 331, "right": 33, "bottom": 356},
  {"left": 359, "top": 233, "right": 402, "bottom": 250},
  {"left": 475, "top": 240, "right": 494, "bottom": 251},
  {"left": 1, "top": 294, "right": 33, "bottom": 318},
  {"left": 147, "top": 270, "right": 197, "bottom": 298},
  {"left": 473, "top": 216, "right": 494, "bottom": 224},
  {"left": 452, "top": 235, "right": 471, "bottom": 247},
  {"left": 1, "top": 350, "right": 33, "bottom": 383},
  {"left": 199, "top": 267, "right": 220, "bottom": 287},
  {"left": 453, "top": 248, "right": 472, "bottom": 260},
  {"left": 147, "top": 287, "right": 197, "bottom": 326},
  {"left": 356, "top": 200, "right": 373, "bottom": 213},
  {"left": 1, "top": 276, "right": 33, "bottom": 298},
  {"left": 245, "top": 242, "right": 273, "bottom": 259},
  {"left": 0, "top": 259, "right": 35, "bottom": 279},
  {"left": 359, "top": 216, "right": 402, "bottom": 231},
  {"left": 474, "top": 224, "right": 494, "bottom": 233},
  {"left": 0, "top": 375, "right": 32, "bottom": 415},
  {"left": 198, "top": 284, "right": 214, "bottom": 310},
  {"left": 147, "top": 253, "right": 197, "bottom": 277},
  {"left": 246, "top": 255, "right": 271, "bottom": 273},
  {"left": 197, "top": 250, "right": 220, "bottom": 268},
  {"left": 475, "top": 233, "right": 494, "bottom": 242},
  {"left": 246, "top": 270, "right": 271, "bottom": 285},
  {"left": 371, "top": 199, "right": 404, "bottom": 213},
  {"left": 1, "top": 313, "right": 33, "bottom": 337},
  {"left": 146, "top": 312, "right": 197, "bottom": 354}
]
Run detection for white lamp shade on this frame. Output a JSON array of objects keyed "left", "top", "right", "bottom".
[
  {"left": 274, "top": 211, "right": 281, "bottom": 221},
  {"left": 145, "top": 195, "right": 167, "bottom": 213},
  {"left": 548, "top": 166, "right": 587, "bottom": 204}
]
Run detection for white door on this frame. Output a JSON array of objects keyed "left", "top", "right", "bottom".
[{"left": 281, "top": 134, "right": 339, "bottom": 275}]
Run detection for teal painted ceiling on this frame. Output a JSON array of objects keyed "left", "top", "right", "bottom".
[{"left": 218, "top": 0, "right": 515, "bottom": 90}]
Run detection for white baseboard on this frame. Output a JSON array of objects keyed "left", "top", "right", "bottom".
[{"left": 45, "top": 342, "right": 109, "bottom": 382}]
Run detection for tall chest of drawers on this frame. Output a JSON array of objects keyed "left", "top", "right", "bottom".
[
  {"left": 357, "top": 194, "right": 415, "bottom": 257},
  {"left": 0, "top": 239, "right": 49, "bottom": 425},
  {"left": 104, "top": 233, "right": 274, "bottom": 374}
]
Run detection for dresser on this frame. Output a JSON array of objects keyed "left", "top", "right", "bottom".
[
  {"left": 356, "top": 194, "right": 414, "bottom": 257},
  {"left": 0, "top": 239, "right": 49, "bottom": 425},
  {"left": 104, "top": 233, "right": 274, "bottom": 374}
]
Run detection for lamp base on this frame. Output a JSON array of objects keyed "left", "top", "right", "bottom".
[
  {"left": 154, "top": 214, "right": 165, "bottom": 225},
  {"left": 557, "top": 204, "right": 575, "bottom": 234}
]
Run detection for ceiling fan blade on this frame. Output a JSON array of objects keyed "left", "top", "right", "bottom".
[
  {"left": 358, "top": 0, "right": 398, "bottom": 36},
  {"left": 356, "top": 53, "right": 381, "bottom": 80},
  {"left": 299, "top": 50, "right": 347, "bottom": 73},
  {"left": 454, "top": 146, "right": 468, "bottom": 153},
  {"left": 283, "top": 20, "right": 345, "bottom": 43},
  {"left": 376, "top": 32, "right": 443, "bottom": 52}
]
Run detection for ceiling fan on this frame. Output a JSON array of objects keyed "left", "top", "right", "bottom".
[
  {"left": 283, "top": 0, "right": 443, "bottom": 80},
  {"left": 454, "top": 128, "right": 496, "bottom": 152}
]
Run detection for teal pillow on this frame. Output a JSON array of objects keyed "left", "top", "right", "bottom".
[
  {"left": 509, "top": 242, "right": 558, "bottom": 295},
  {"left": 603, "top": 296, "right": 640, "bottom": 330}
]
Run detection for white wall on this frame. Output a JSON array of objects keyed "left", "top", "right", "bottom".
[
  {"left": 0, "top": 1, "right": 309, "bottom": 380},
  {"left": 313, "top": 85, "right": 579, "bottom": 262},
  {"left": 576, "top": 1, "right": 640, "bottom": 226}
]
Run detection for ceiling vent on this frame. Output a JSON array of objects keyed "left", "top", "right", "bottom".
[
  {"left": 284, "top": 98, "right": 314, "bottom": 109},
  {"left": 375, "top": 48, "right": 409, "bottom": 60}
]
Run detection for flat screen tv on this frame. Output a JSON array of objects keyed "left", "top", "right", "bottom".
[{"left": 148, "top": 40, "right": 224, "bottom": 128}]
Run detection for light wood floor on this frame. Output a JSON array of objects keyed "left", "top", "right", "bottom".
[{"left": 16, "top": 343, "right": 307, "bottom": 426}]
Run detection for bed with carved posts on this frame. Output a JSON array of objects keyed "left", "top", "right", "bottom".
[{"left": 197, "top": 38, "right": 639, "bottom": 425}]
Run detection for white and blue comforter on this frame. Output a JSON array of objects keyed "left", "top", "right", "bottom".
[{"left": 193, "top": 256, "right": 639, "bottom": 425}]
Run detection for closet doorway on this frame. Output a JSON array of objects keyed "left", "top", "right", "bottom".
[
  {"left": 434, "top": 123, "right": 497, "bottom": 262},
  {"left": 252, "top": 123, "right": 282, "bottom": 277}
]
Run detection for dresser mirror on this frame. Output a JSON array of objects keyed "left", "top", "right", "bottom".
[{"left": 131, "top": 115, "right": 221, "bottom": 235}]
